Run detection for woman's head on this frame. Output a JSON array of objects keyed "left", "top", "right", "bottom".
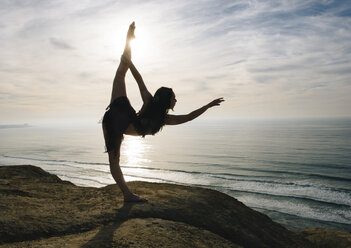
[
  {"left": 134, "top": 87, "right": 176, "bottom": 137},
  {"left": 154, "top": 87, "right": 176, "bottom": 110}
]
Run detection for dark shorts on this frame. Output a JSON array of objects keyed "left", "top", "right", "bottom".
[{"left": 102, "top": 96, "right": 137, "bottom": 155}]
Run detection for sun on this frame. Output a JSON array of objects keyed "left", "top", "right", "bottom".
[{"left": 129, "top": 26, "right": 153, "bottom": 63}]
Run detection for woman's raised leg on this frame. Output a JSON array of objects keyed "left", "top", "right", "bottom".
[{"left": 110, "top": 22, "right": 135, "bottom": 103}]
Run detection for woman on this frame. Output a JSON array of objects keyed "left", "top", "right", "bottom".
[{"left": 102, "top": 22, "right": 224, "bottom": 202}]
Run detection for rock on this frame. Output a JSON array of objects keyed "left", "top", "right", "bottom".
[
  {"left": 0, "top": 218, "right": 238, "bottom": 248},
  {"left": 0, "top": 165, "right": 345, "bottom": 247},
  {"left": 297, "top": 228, "right": 351, "bottom": 248}
]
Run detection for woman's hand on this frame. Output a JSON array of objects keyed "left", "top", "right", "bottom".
[{"left": 206, "top": 97, "right": 224, "bottom": 108}]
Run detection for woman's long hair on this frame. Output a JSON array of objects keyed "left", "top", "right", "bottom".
[{"left": 135, "top": 87, "right": 174, "bottom": 137}]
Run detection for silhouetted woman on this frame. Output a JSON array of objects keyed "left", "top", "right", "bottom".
[{"left": 102, "top": 22, "right": 224, "bottom": 202}]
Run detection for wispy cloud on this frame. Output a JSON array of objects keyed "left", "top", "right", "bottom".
[{"left": 49, "top": 37, "right": 74, "bottom": 50}]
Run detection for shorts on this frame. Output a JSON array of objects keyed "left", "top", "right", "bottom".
[{"left": 102, "top": 96, "right": 137, "bottom": 155}]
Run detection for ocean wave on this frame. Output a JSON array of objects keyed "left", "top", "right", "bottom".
[
  {"left": 55, "top": 174, "right": 110, "bottom": 187},
  {"left": 216, "top": 178, "right": 351, "bottom": 207},
  {"left": 3, "top": 155, "right": 350, "bottom": 184},
  {"left": 2, "top": 154, "right": 351, "bottom": 209},
  {"left": 168, "top": 160, "right": 351, "bottom": 183},
  {"left": 188, "top": 153, "right": 351, "bottom": 169},
  {"left": 229, "top": 189, "right": 351, "bottom": 208},
  {"left": 1, "top": 155, "right": 107, "bottom": 166},
  {"left": 236, "top": 194, "right": 351, "bottom": 225}
]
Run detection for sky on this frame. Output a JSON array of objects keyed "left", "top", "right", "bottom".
[{"left": 1, "top": 0, "right": 351, "bottom": 125}]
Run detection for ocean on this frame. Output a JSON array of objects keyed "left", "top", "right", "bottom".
[{"left": 1, "top": 118, "right": 350, "bottom": 231}]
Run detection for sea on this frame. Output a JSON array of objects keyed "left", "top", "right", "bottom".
[{"left": 0, "top": 118, "right": 350, "bottom": 231}]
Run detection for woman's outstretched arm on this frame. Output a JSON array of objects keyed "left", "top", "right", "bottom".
[
  {"left": 165, "top": 98, "right": 224, "bottom": 125},
  {"left": 122, "top": 55, "right": 152, "bottom": 104}
]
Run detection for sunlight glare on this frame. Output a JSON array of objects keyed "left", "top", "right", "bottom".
[
  {"left": 130, "top": 26, "right": 153, "bottom": 63},
  {"left": 121, "top": 136, "right": 150, "bottom": 168}
]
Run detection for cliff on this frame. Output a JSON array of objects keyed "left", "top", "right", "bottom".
[{"left": 0, "top": 165, "right": 350, "bottom": 248}]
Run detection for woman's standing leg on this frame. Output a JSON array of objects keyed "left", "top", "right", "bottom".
[
  {"left": 106, "top": 141, "right": 146, "bottom": 202},
  {"left": 102, "top": 124, "right": 146, "bottom": 202}
]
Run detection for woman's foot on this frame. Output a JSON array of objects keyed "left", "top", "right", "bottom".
[
  {"left": 126, "top": 22, "right": 135, "bottom": 41},
  {"left": 124, "top": 193, "right": 148, "bottom": 203},
  {"left": 123, "top": 22, "right": 135, "bottom": 60}
]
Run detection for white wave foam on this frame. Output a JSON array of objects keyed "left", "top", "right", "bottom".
[
  {"left": 237, "top": 194, "right": 351, "bottom": 225},
  {"left": 223, "top": 179, "right": 351, "bottom": 206}
]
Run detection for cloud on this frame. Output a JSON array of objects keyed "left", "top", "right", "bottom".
[
  {"left": 0, "top": 0, "right": 351, "bottom": 123},
  {"left": 49, "top": 37, "right": 74, "bottom": 50}
]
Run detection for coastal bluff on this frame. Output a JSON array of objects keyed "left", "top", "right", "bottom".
[{"left": 0, "top": 165, "right": 350, "bottom": 248}]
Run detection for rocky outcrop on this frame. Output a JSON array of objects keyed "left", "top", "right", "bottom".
[
  {"left": 297, "top": 228, "right": 351, "bottom": 248},
  {"left": 0, "top": 165, "right": 349, "bottom": 247}
]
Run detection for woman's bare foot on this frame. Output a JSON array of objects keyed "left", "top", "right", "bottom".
[
  {"left": 123, "top": 22, "right": 135, "bottom": 60},
  {"left": 124, "top": 193, "right": 148, "bottom": 203},
  {"left": 126, "top": 22, "right": 135, "bottom": 41}
]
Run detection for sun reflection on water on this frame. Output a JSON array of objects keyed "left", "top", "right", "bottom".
[{"left": 120, "top": 136, "right": 151, "bottom": 169}]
